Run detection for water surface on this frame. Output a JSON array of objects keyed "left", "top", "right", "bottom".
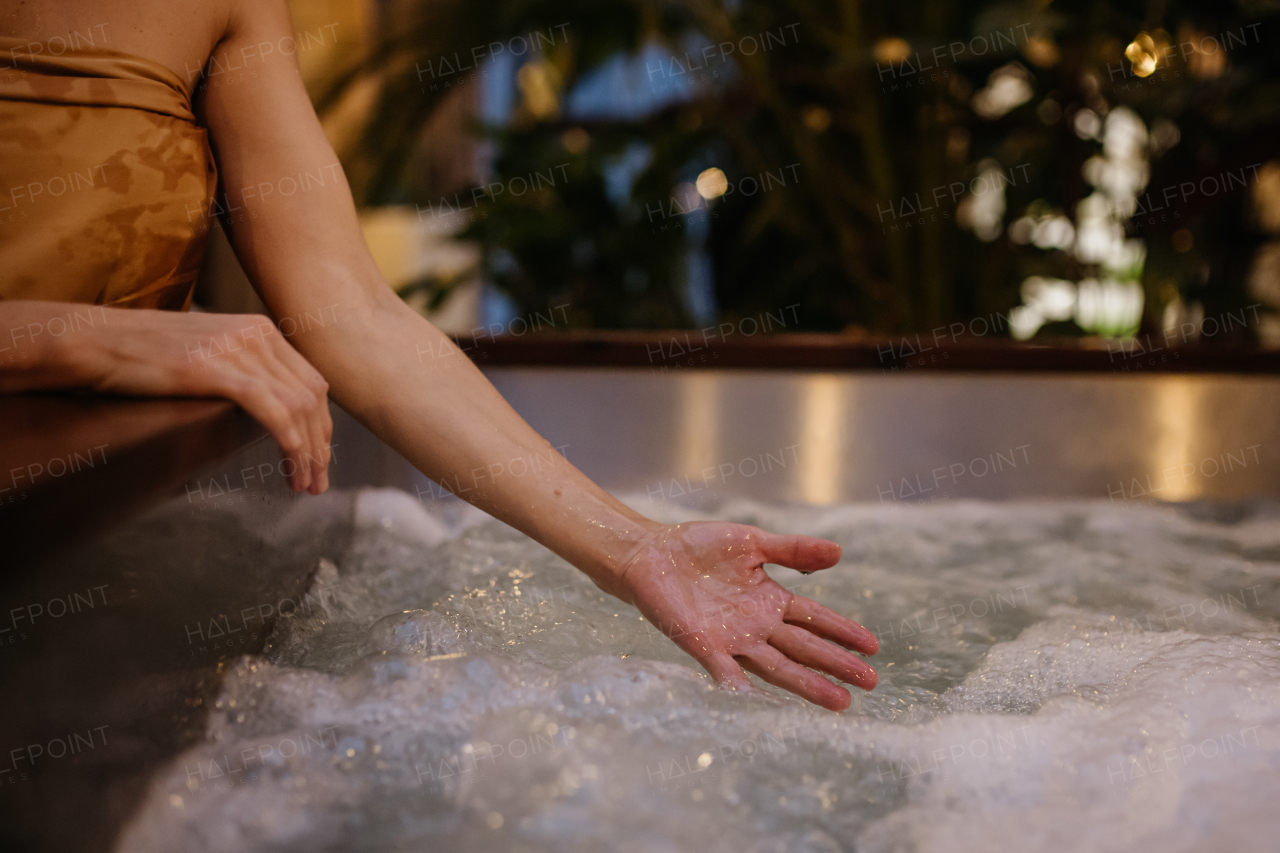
[{"left": 120, "top": 490, "right": 1280, "bottom": 852}]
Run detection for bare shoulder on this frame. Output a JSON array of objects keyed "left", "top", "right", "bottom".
[
  {"left": 198, "top": 0, "right": 312, "bottom": 114},
  {"left": 220, "top": 0, "right": 295, "bottom": 36},
  {"left": 204, "top": 0, "right": 303, "bottom": 83}
]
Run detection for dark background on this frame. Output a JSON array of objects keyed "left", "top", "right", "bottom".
[{"left": 308, "top": 0, "right": 1280, "bottom": 341}]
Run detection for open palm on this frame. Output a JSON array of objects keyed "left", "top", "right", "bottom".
[{"left": 617, "top": 521, "right": 878, "bottom": 711}]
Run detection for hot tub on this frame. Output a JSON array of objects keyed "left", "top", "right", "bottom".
[{"left": 4, "top": 368, "right": 1279, "bottom": 853}]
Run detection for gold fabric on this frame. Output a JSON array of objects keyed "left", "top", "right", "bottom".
[{"left": 0, "top": 37, "right": 216, "bottom": 310}]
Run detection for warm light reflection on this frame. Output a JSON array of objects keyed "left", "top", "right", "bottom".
[
  {"left": 801, "top": 106, "right": 832, "bottom": 133},
  {"left": 1023, "top": 34, "right": 1060, "bottom": 68},
  {"left": 695, "top": 168, "right": 728, "bottom": 200},
  {"left": 561, "top": 127, "right": 590, "bottom": 153},
  {"left": 1178, "top": 25, "right": 1227, "bottom": 79},
  {"left": 1152, "top": 378, "right": 1201, "bottom": 501},
  {"left": 872, "top": 37, "right": 911, "bottom": 65},
  {"left": 1125, "top": 33, "right": 1159, "bottom": 77},
  {"left": 798, "top": 375, "right": 845, "bottom": 504},
  {"left": 516, "top": 61, "right": 561, "bottom": 119},
  {"left": 971, "top": 63, "right": 1034, "bottom": 120},
  {"left": 677, "top": 373, "right": 720, "bottom": 478},
  {"left": 1250, "top": 161, "right": 1280, "bottom": 233}
]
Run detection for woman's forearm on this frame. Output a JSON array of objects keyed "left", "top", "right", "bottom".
[{"left": 289, "top": 290, "right": 662, "bottom": 598}]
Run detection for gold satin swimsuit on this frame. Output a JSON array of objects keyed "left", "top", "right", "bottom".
[{"left": 0, "top": 36, "right": 217, "bottom": 310}]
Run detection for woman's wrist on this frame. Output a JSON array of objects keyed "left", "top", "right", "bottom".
[{"left": 561, "top": 496, "right": 666, "bottom": 603}]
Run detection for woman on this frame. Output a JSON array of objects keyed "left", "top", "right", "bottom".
[{"left": 0, "top": 0, "right": 877, "bottom": 710}]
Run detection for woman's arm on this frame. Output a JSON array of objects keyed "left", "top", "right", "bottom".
[
  {"left": 199, "top": 0, "right": 660, "bottom": 591},
  {"left": 201, "top": 0, "right": 877, "bottom": 709},
  {"left": 0, "top": 300, "right": 333, "bottom": 493}
]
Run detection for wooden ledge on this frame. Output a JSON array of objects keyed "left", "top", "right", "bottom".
[
  {"left": 0, "top": 395, "right": 264, "bottom": 570},
  {"left": 451, "top": 330, "right": 1280, "bottom": 373}
]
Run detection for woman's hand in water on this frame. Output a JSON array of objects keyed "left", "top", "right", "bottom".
[
  {"left": 614, "top": 521, "right": 878, "bottom": 711},
  {"left": 0, "top": 302, "right": 332, "bottom": 493}
]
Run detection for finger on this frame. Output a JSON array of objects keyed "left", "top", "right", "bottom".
[
  {"left": 698, "top": 651, "right": 752, "bottom": 692},
  {"left": 785, "top": 595, "right": 879, "bottom": 656},
  {"left": 770, "top": 623, "right": 877, "bottom": 690},
  {"left": 737, "top": 644, "right": 851, "bottom": 712},
  {"left": 266, "top": 334, "right": 332, "bottom": 493},
  {"left": 217, "top": 367, "right": 311, "bottom": 491},
  {"left": 241, "top": 344, "right": 318, "bottom": 492},
  {"left": 308, "top": 406, "right": 332, "bottom": 495},
  {"left": 214, "top": 372, "right": 307, "bottom": 484},
  {"left": 294, "top": 382, "right": 329, "bottom": 496},
  {"left": 756, "top": 532, "right": 841, "bottom": 573},
  {"left": 219, "top": 319, "right": 314, "bottom": 490},
  {"left": 260, "top": 377, "right": 313, "bottom": 493}
]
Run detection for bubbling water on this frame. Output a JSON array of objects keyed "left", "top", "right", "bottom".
[{"left": 119, "top": 490, "right": 1280, "bottom": 852}]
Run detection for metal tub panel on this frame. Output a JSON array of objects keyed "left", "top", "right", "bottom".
[{"left": 468, "top": 369, "right": 1279, "bottom": 504}]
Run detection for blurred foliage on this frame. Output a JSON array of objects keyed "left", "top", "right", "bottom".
[{"left": 319, "top": 0, "right": 1280, "bottom": 335}]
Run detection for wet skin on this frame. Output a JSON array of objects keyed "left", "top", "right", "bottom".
[{"left": 619, "top": 522, "right": 878, "bottom": 711}]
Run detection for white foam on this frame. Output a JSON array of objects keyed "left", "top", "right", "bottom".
[
  {"left": 118, "top": 493, "right": 1280, "bottom": 852},
  {"left": 353, "top": 487, "right": 454, "bottom": 547}
]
